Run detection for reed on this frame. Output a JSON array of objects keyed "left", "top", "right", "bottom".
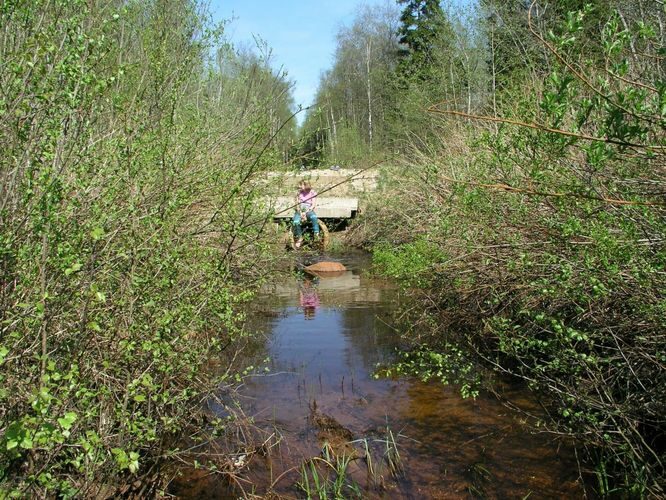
[{"left": 296, "top": 443, "right": 361, "bottom": 499}]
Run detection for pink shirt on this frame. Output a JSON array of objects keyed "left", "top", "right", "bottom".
[
  {"left": 300, "top": 288, "right": 320, "bottom": 309},
  {"left": 298, "top": 189, "right": 317, "bottom": 210}
]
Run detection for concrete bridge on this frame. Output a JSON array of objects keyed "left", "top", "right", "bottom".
[{"left": 265, "top": 168, "right": 378, "bottom": 221}]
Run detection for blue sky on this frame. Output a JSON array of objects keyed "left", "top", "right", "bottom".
[
  {"left": 210, "top": 1, "right": 476, "bottom": 122},
  {"left": 210, "top": 0, "right": 362, "bottom": 116}
]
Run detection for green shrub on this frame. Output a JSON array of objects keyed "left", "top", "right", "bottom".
[
  {"left": 360, "top": 6, "right": 666, "bottom": 495},
  {"left": 0, "top": 0, "right": 283, "bottom": 496},
  {"left": 372, "top": 238, "right": 447, "bottom": 288}
]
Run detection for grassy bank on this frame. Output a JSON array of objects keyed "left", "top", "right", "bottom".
[{"left": 349, "top": 16, "right": 665, "bottom": 497}]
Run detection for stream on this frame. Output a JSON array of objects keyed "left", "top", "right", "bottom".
[{"left": 173, "top": 253, "right": 585, "bottom": 498}]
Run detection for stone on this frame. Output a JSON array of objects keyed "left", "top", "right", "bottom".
[{"left": 305, "top": 261, "right": 347, "bottom": 273}]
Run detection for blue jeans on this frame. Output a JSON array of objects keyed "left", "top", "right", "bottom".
[{"left": 293, "top": 211, "right": 319, "bottom": 238}]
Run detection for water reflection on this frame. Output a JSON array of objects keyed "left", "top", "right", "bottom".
[
  {"left": 174, "top": 254, "right": 586, "bottom": 498},
  {"left": 298, "top": 275, "right": 320, "bottom": 320}
]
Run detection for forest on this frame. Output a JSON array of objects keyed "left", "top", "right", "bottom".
[{"left": 0, "top": 0, "right": 664, "bottom": 497}]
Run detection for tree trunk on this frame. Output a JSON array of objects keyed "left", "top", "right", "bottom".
[{"left": 366, "top": 39, "right": 373, "bottom": 152}]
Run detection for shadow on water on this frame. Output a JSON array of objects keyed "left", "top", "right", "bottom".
[{"left": 171, "top": 252, "right": 586, "bottom": 498}]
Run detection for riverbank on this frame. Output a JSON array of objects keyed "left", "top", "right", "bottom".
[{"left": 345, "top": 153, "right": 666, "bottom": 497}]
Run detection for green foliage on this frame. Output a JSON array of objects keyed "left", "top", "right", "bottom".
[
  {"left": 297, "top": 3, "right": 402, "bottom": 166},
  {"left": 299, "top": 0, "right": 487, "bottom": 163},
  {"left": 296, "top": 447, "right": 361, "bottom": 500},
  {"left": 359, "top": 2, "right": 666, "bottom": 495},
  {"left": 0, "top": 0, "right": 285, "bottom": 496},
  {"left": 372, "top": 237, "right": 446, "bottom": 288},
  {"left": 396, "top": 0, "right": 456, "bottom": 82},
  {"left": 376, "top": 345, "right": 481, "bottom": 399}
]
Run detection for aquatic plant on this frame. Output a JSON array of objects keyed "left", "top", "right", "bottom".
[{"left": 296, "top": 445, "right": 361, "bottom": 500}]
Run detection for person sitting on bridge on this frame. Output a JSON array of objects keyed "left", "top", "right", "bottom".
[{"left": 293, "top": 180, "right": 319, "bottom": 248}]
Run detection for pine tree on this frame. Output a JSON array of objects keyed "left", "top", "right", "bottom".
[{"left": 396, "top": 0, "right": 455, "bottom": 82}]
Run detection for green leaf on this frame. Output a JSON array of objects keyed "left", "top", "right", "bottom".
[
  {"left": 111, "top": 447, "right": 128, "bottom": 468},
  {"left": 65, "top": 262, "right": 82, "bottom": 276},
  {"left": 128, "top": 452, "right": 140, "bottom": 473},
  {"left": 90, "top": 227, "right": 104, "bottom": 241},
  {"left": 57, "top": 412, "right": 77, "bottom": 430}
]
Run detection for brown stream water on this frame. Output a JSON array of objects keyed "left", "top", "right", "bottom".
[{"left": 172, "top": 253, "right": 586, "bottom": 499}]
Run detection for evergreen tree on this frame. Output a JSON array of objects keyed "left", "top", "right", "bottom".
[{"left": 396, "top": 0, "right": 455, "bottom": 82}]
